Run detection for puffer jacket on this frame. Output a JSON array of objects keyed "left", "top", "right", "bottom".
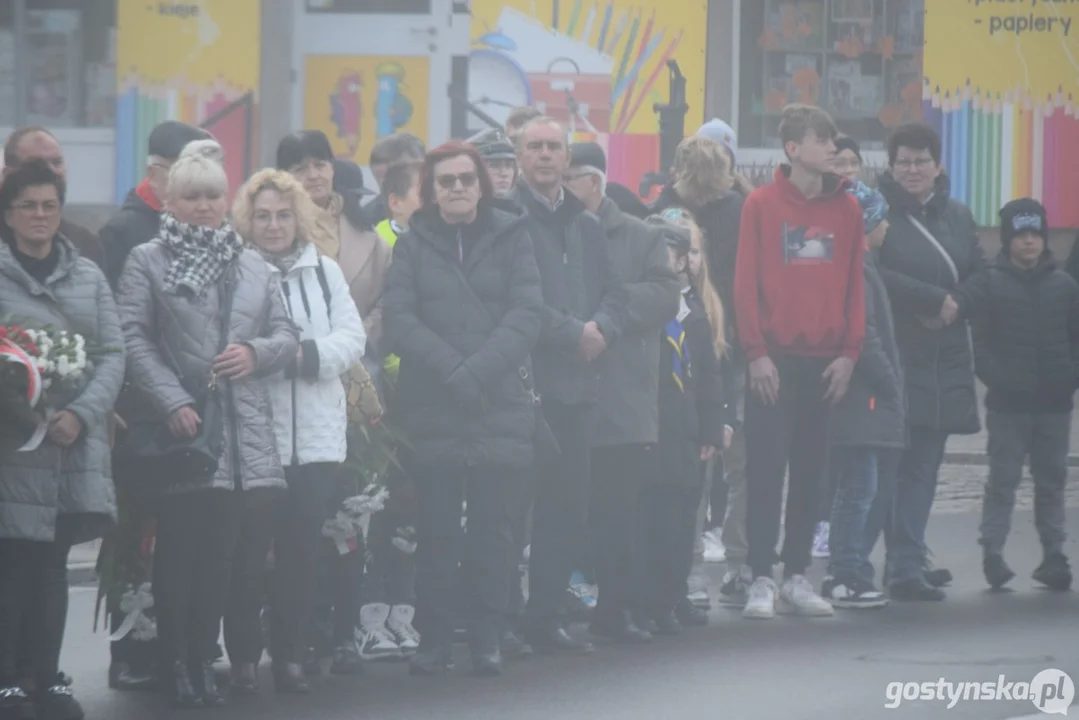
[
  {"left": 830, "top": 253, "right": 906, "bottom": 448},
  {"left": 99, "top": 186, "right": 161, "bottom": 290},
  {"left": 117, "top": 238, "right": 299, "bottom": 492},
  {"left": 265, "top": 244, "right": 367, "bottom": 465},
  {"left": 877, "top": 172, "right": 983, "bottom": 434},
  {"left": 963, "top": 252, "right": 1079, "bottom": 414},
  {"left": 382, "top": 202, "right": 543, "bottom": 470},
  {"left": 592, "top": 199, "right": 681, "bottom": 447},
  {"left": 0, "top": 235, "right": 125, "bottom": 543}
]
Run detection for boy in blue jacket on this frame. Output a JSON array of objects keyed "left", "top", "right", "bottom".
[{"left": 822, "top": 182, "right": 904, "bottom": 609}]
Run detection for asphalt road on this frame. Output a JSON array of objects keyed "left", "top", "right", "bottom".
[{"left": 61, "top": 505, "right": 1079, "bottom": 720}]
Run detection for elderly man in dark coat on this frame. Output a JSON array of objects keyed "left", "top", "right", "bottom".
[{"left": 563, "top": 142, "right": 679, "bottom": 643}]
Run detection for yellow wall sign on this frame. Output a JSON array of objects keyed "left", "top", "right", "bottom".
[
  {"left": 115, "top": 0, "right": 260, "bottom": 203},
  {"left": 303, "top": 55, "right": 430, "bottom": 165}
]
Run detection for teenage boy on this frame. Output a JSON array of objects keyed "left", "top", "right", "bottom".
[
  {"left": 821, "top": 182, "right": 903, "bottom": 609},
  {"left": 734, "top": 104, "right": 865, "bottom": 619},
  {"left": 374, "top": 160, "right": 423, "bottom": 248},
  {"left": 960, "top": 199, "right": 1078, "bottom": 592}
]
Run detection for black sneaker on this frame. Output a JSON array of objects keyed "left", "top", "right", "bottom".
[
  {"left": 499, "top": 630, "right": 533, "bottom": 660},
  {"left": 651, "top": 612, "right": 682, "bottom": 636},
  {"left": 890, "top": 578, "right": 946, "bottom": 602},
  {"left": 36, "top": 681, "right": 83, "bottom": 720},
  {"left": 923, "top": 566, "right": 953, "bottom": 588},
  {"left": 0, "top": 686, "right": 36, "bottom": 720},
  {"left": 822, "top": 577, "right": 889, "bottom": 609},
  {"left": 983, "top": 553, "right": 1015, "bottom": 590},
  {"left": 718, "top": 567, "right": 752, "bottom": 607},
  {"left": 1033, "top": 553, "right": 1073, "bottom": 591},
  {"left": 674, "top": 598, "right": 709, "bottom": 627}
]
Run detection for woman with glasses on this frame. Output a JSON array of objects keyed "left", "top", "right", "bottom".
[
  {"left": 382, "top": 142, "right": 542, "bottom": 677},
  {"left": 226, "top": 169, "right": 368, "bottom": 694},
  {"left": 875, "top": 123, "right": 984, "bottom": 603},
  {"left": 116, "top": 141, "right": 298, "bottom": 709},
  {"left": 0, "top": 160, "right": 125, "bottom": 720}
]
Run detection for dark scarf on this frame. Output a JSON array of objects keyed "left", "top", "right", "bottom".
[{"left": 159, "top": 212, "right": 245, "bottom": 297}]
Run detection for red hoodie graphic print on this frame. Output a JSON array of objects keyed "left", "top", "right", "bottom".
[{"left": 734, "top": 166, "right": 865, "bottom": 362}]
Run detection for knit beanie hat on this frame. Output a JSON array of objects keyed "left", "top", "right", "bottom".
[
  {"left": 999, "top": 198, "right": 1048, "bottom": 248},
  {"left": 835, "top": 136, "right": 863, "bottom": 163},
  {"left": 848, "top": 181, "right": 889, "bottom": 235}
]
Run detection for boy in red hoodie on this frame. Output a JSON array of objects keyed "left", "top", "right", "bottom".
[{"left": 734, "top": 104, "right": 865, "bottom": 619}]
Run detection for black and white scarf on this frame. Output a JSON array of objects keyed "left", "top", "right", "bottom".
[{"left": 160, "top": 213, "right": 245, "bottom": 297}]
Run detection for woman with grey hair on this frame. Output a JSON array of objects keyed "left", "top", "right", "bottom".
[{"left": 117, "top": 140, "right": 298, "bottom": 709}]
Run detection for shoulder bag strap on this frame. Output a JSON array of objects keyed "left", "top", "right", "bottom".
[
  {"left": 907, "top": 212, "right": 960, "bottom": 284},
  {"left": 315, "top": 256, "right": 333, "bottom": 324}
]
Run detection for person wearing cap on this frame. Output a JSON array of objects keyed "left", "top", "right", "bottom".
[
  {"left": 468, "top": 127, "right": 518, "bottom": 197},
  {"left": 958, "top": 198, "right": 1078, "bottom": 593},
  {"left": 833, "top": 136, "right": 863, "bottom": 183},
  {"left": 634, "top": 217, "right": 724, "bottom": 634},
  {"left": 99, "top": 121, "right": 211, "bottom": 289},
  {"left": 820, "top": 182, "right": 901, "bottom": 610},
  {"left": 93, "top": 119, "right": 210, "bottom": 692},
  {"left": 3, "top": 127, "right": 109, "bottom": 273},
  {"left": 563, "top": 142, "right": 679, "bottom": 644}
]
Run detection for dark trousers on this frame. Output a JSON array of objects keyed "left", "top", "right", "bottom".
[
  {"left": 222, "top": 489, "right": 277, "bottom": 665},
  {"left": 155, "top": 489, "right": 270, "bottom": 666},
  {"left": 506, "top": 472, "right": 534, "bottom": 630},
  {"left": 590, "top": 444, "right": 653, "bottom": 616},
  {"left": 311, "top": 533, "right": 365, "bottom": 650},
  {"left": 107, "top": 457, "right": 158, "bottom": 671},
  {"left": 636, "top": 483, "right": 699, "bottom": 615},
  {"left": 0, "top": 525, "right": 73, "bottom": 688},
  {"left": 707, "top": 458, "right": 729, "bottom": 530},
  {"left": 243, "top": 464, "right": 339, "bottom": 665},
  {"left": 745, "top": 355, "right": 833, "bottom": 579},
  {"left": 857, "top": 448, "right": 901, "bottom": 587},
  {"left": 980, "top": 411, "right": 1070, "bottom": 557},
  {"left": 889, "top": 426, "right": 949, "bottom": 583},
  {"left": 526, "top": 401, "right": 596, "bottom": 622},
  {"left": 414, "top": 464, "right": 524, "bottom": 648},
  {"left": 363, "top": 482, "right": 417, "bottom": 607}
]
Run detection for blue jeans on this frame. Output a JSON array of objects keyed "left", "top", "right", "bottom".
[
  {"left": 889, "top": 427, "right": 950, "bottom": 584},
  {"left": 828, "top": 447, "right": 877, "bottom": 581},
  {"left": 848, "top": 449, "right": 901, "bottom": 586}
]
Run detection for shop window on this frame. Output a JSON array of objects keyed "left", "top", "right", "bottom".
[
  {"left": 738, "top": 0, "right": 924, "bottom": 149},
  {"left": 13, "top": 0, "right": 116, "bottom": 128}
]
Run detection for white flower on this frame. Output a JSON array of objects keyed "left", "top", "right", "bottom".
[{"left": 56, "top": 355, "right": 71, "bottom": 377}]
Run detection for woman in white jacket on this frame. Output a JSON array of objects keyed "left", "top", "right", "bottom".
[{"left": 226, "top": 169, "right": 367, "bottom": 694}]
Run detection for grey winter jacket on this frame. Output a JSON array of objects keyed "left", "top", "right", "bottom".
[
  {"left": 0, "top": 235, "right": 125, "bottom": 543},
  {"left": 592, "top": 199, "right": 680, "bottom": 447},
  {"left": 116, "top": 239, "right": 299, "bottom": 492},
  {"left": 830, "top": 253, "right": 906, "bottom": 448}
]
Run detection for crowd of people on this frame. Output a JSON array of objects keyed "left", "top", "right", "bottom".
[{"left": 0, "top": 99, "right": 1076, "bottom": 720}]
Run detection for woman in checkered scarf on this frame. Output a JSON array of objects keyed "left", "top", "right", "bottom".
[{"left": 115, "top": 140, "right": 299, "bottom": 709}]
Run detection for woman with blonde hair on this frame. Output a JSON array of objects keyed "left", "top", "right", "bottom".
[
  {"left": 117, "top": 140, "right": 298, "bottom": 709},
  {"left": 225, "top": 168, "right": 370, "bottom": 693}
]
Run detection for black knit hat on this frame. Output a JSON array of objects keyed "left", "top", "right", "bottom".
[
  {"left": 147, "top": 121, "right": 211, "bottom": 160},
  {"left": 999, "top": 198, "right": 1048, "bottom": 249},
  {"left": 834, "top": 135, "right": 862, "bottom": 163},
  {"left": 645, "top": 215, "right": 691, "bottom": 256}
]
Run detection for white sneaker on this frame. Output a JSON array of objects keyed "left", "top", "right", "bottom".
[
  {"left": 811, "top": 522, "right": 831, "bottom": 558},
  {"left": 386, "top": 605, "right": 421, "bottom": 654},
  {"left": 780, "top": 575, "right": 835, "bottom": 617},
  {"left": 821, "top": 577, "right": 889, "bottom": 610},
  {"left": 702, "top": 530, "right": 727, "bottom": 563},
  {"left": 357, "top": 603, "right": 401, "bottom": 660},
  {"left": 742, "top": 577, "right": 778, "bottom": 619}
]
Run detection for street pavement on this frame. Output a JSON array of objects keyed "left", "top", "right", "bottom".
[{"left": 61, "top": 466, "right": 1079, "bottom": 720}]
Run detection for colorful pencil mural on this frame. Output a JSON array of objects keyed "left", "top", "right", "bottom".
[
  {"left": 468, "top": 0, "right": 707, "bottom": 199},
  {"left": 923, "top": 0, "right": 1079, "bottom": 227},
  {"left": 115, "top": 0, "right": 260, "bottom": 204}
]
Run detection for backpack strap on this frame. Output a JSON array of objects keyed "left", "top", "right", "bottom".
[{"left": 315, "top": 256, "right": 332, "bottom": 323}]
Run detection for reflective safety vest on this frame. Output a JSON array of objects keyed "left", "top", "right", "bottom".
[{"left": 375, "top": 219, "right": 398, "bottom": 248}]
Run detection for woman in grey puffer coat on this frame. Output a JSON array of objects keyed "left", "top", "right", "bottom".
[
  {"left": 0, "top": 160, "right": 125, "bottom": 720},
  {"left": 116, "top": 141, "right": 298, "bottom": 709}
]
